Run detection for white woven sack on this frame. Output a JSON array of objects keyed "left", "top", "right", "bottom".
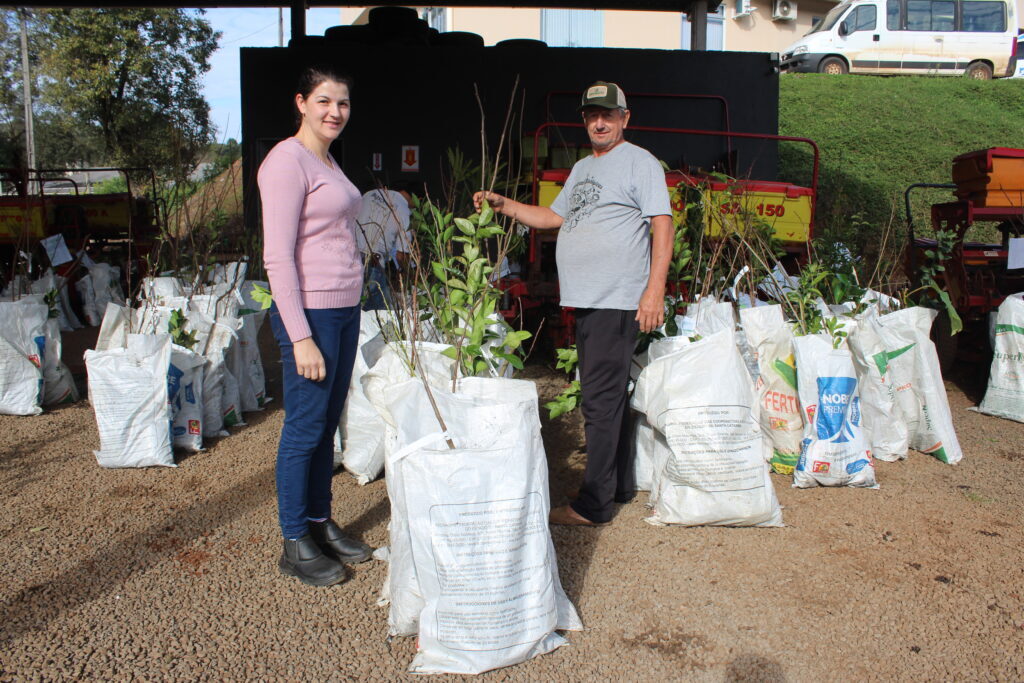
[
  {"left": 977, "top": 293, "right": 1024, "bottom": 422},
  {"left": 792, "top": 334, "right": 877, "bottom": 488},
  {"left": 89, "top": 263, "right": 125, "bottom": 315},
  {"left": 337, "top": 327, "right": 388, "bottom": 483},
  {"left": 383, "top": 376, "right": 581, "bottom": 675},
  {"left": 169, "top": 345, "right": 205, "bottom": 451},
  {"left": 86, "top": 333, "right": 174, "bottom": 468},
  {"left": 0, "top": 301, "right": 46, "bottom": 416},
  {"left": 631, "top": 335, "right": 692, "bottom": 499},
  {"left": 42, "top": 315, "right": 77, "bottom": 406},
  {"left": 31, "top": 269, "right": 81, "bottom": 331},
  {"left": 632, "top": 328, "right": 783, "bottom": 526},
  {"left": 236, "top": 314, "right": 266, "bottom": 410},
  {"left": 75, "top": 276, "right": 100, "bottom": 326},
  {"left": 142, "top": 277, "right": 185, "bottom": 306},
  {"left": 193, "top": 313, "right": 245, "bottom": 432},
  {"left": 848, "top": 310, "right": 909, "bottom": 461},
  {"left": 363, "top": 342, "right": 457, "bottom": 638},
  {"left": 874, "top": 307, "right": 962, "bottom": 464},
  {"left": 740, "top": 305, "right": 804, "bottom": 474}
]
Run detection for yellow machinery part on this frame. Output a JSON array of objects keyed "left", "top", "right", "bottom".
[{"left": 539, "top": 179, "right": 812, "bottom": 245}]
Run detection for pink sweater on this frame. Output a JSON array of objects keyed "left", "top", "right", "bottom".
[{"left": 258, "top": 138, "right": 363, "bottom": 342}]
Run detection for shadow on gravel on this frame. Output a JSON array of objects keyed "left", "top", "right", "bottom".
[
  {"left": 0, "top": 446, "right": 392, "bottom": 644},
  {"left": 724, "top": 655, "right": 787, "bottom": 682},
  {"left": 0, "top": 423, "right": 87, "bottom": 495},
  {"left": 0, "top": 463, "right": 276, "bottom": 643}
]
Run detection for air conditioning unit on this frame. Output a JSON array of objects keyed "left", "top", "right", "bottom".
[
  {"left": 734, "top": 0, "right": 753, "bottom": 18},
  {"left": 773, "top": 0, "right": 798, "bottom": 20}
]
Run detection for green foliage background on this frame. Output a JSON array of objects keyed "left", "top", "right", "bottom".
[{"left": 778, "top": 74, "right": 1024, "bottom": 253}]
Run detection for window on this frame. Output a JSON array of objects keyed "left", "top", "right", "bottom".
[
  {"left": 541, "top": 9, "right": 603, "bottom": 47},
  {"left": 961, "top": 1, "right": 1006, "bottom": 31},
  {"left": 421, "top": 7, "right": 446, "bottom": 32},
  {"left": 681, "top": 5, "right": 726, "bottom": 50},
  {"left": 850, "top": 5, "right": 878, "bottom": 30},
  {"left": 887, "top": 0, "right": 901, "bottom": 29},
  {"left": 906, "top": 0, "right": 955, "bottom": 30}
]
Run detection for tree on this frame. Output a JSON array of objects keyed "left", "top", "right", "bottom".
[{"left": 1, "top": 8, "right": 219, "bottom": 179}]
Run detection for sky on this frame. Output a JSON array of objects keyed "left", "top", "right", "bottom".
[{"left": 197, "top": 7, "right": 346, "bottom": 141}]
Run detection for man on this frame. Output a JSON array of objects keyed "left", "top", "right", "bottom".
[
  {"left": 355, "top": 184, "right": 413, "bottom": 310},
  {"left": 475, "top": 81, "right": 674, "bottom": 526}
]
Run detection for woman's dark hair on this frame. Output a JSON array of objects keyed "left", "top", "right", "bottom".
[{"left": 293, "top": 64, "right": 352, "bottom": 127}]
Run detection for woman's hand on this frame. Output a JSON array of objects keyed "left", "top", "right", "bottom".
[{"left": 293, "top": 337, "right": 326, "bottom": 382}]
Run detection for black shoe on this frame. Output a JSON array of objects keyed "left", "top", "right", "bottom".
[
  {"left": 309, "top": 519, "right": 373, "bottom": 564},
  {"left": 279, "top": 534, "right": 348, "bottom": 587}
]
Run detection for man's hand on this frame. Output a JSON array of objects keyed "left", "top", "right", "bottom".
[
  {"left": 293, "top": 337, "right": 326, "bottom": 382},
  {"left": 636, "top": 286, "right": 665, "bottom": 333},
  {"left": 473, "top": 191, "right": 563, "bottom": 230},
  {"left": 473, "top": 191, "right": 506, "bottom": 214}
]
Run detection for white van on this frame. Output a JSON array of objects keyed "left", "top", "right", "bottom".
[
  {"left": 1012, "top": 33, "right": 1024, "bottom": 77},
  {"left": 781, "top": 0, "right": 1019, "bottom": 79}
]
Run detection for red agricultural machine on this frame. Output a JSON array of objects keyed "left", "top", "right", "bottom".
[{"left": 906, "top": 147, "right": 1024, "bottom": 366}]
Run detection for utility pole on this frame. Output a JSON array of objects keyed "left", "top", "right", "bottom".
[
  {"left": 278, "top": 7, "right": 284, "bottom": 46},
  {"left": 19, "top": 9, "right": 36, "bottom": 194}
]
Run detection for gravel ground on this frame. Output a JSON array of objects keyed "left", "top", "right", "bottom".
[{"left": 1, "top": 324, "right": 1023, "bottom": 681}]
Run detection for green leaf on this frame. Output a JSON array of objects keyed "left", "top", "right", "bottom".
[
  {"left": 431, "top": 262, "right": 446, "bottom": 281},
  {"left": 250, "top": 284, "right": 273, "bottom": 310},
  {"left": 440, "top": 346, "right": 459, "bottom": 360},
  {"left": 447, "top": 278, "right": 468, "bottom": 290},
  {"left": 504, "top": 354, "right": 524, "bottom": 371},
  {"left": 480, "top": 202, "right": 494, "bottom": 225},
  {"left": 476, "top": 226, "right": 505, "bottom": 239},
  {"left": 454, "top": 217, "right": 476, "bottom": 236}
]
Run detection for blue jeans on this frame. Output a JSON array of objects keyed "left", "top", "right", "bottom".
[{"left": 269, "top": 303, "right": 360, "bottom": 539}]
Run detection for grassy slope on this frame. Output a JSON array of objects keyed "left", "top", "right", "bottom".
[{"left": 778, "top": 73, "right": 1024, "bottom": 249}]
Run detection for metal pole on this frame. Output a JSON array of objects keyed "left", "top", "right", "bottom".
[
  {"left": 278, "top": 7, "right": 284, "bottom": 46},
  {"left": 689, "top": 0, "right": 709, "bottom": 51},
  {"left": 290, "top": 0, "right": 305, "bottom": 42},
  {"left": 19, "top": 9, "right": 36, "bottom": 193}
]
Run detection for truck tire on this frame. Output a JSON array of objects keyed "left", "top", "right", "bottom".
[
  {"left": 818, "top": 57, "right": 848, "bottom": 75},
  {"left": 965, "top": 61, "right": 993, "bottom": 80}
]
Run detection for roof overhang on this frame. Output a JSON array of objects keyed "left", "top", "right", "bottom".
[{"left": 9, "top": 1, "right": 722, "bottom": 12}]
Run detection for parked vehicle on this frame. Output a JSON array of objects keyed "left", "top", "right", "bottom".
[
  {"left": 1010, "top": 32, "right": 1024, "bottom": 78},
  {"left": 781, "top": 0, "right": 1019, "bottom": 79}
]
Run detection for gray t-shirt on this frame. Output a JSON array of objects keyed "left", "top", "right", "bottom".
[{"left": 549, "top": 141, "right": 672, "bottom": 310}]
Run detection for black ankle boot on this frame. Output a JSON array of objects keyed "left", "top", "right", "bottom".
[
  {"left": 279, "top": 534, "right": 347, "bottom": 586},
  {"left": 308, "top": 519, "right": 373, "bottom": 564}
]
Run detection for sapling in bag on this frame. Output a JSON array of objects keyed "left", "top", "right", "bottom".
[
  {"left": 0, "top": 301, "right": 46, "bottom": 416},
  {"left": 169, "top": 345, "right": 205, "bottom": 452},
  {"left": 874, "top": 307, "right": 963, "bottom": 464},
  {"left": 632, "top": 328, "right": 784, "bottom": 526},
  {"left": 335, "top": 318, "right": 388, "bottom": 483},
  {"left": 382, "top": 375, "right": 582, "bottom": 674},
  {"left": 976, "top": 293, "right": 1024, "bottom": 422},
  {"left": 86, "top": 334, "right": 175, "bottom": 468},
  {"left": 792, "top": 334, "right": 877, "bottom": 488},
  {"left": 848, "top": 310, "right": 909, "bottom": 461},
  {"left": 740, "top": 305, "right": 803, "bottom": 474}
]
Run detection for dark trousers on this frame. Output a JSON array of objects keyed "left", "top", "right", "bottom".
[
  {"left": 269, "top": 303, "right": 360, "bottom": 539},
  {"left": 570, "top": 308, "right": 638, "bottom": 524}
]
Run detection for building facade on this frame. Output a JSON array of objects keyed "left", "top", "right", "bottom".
[{"left": 340, "top": 2, "right": 844, "bottom": 55}]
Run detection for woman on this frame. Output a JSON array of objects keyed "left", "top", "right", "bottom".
[{"left": 258, "top": 65, "right": 372, "bottom": 587}]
